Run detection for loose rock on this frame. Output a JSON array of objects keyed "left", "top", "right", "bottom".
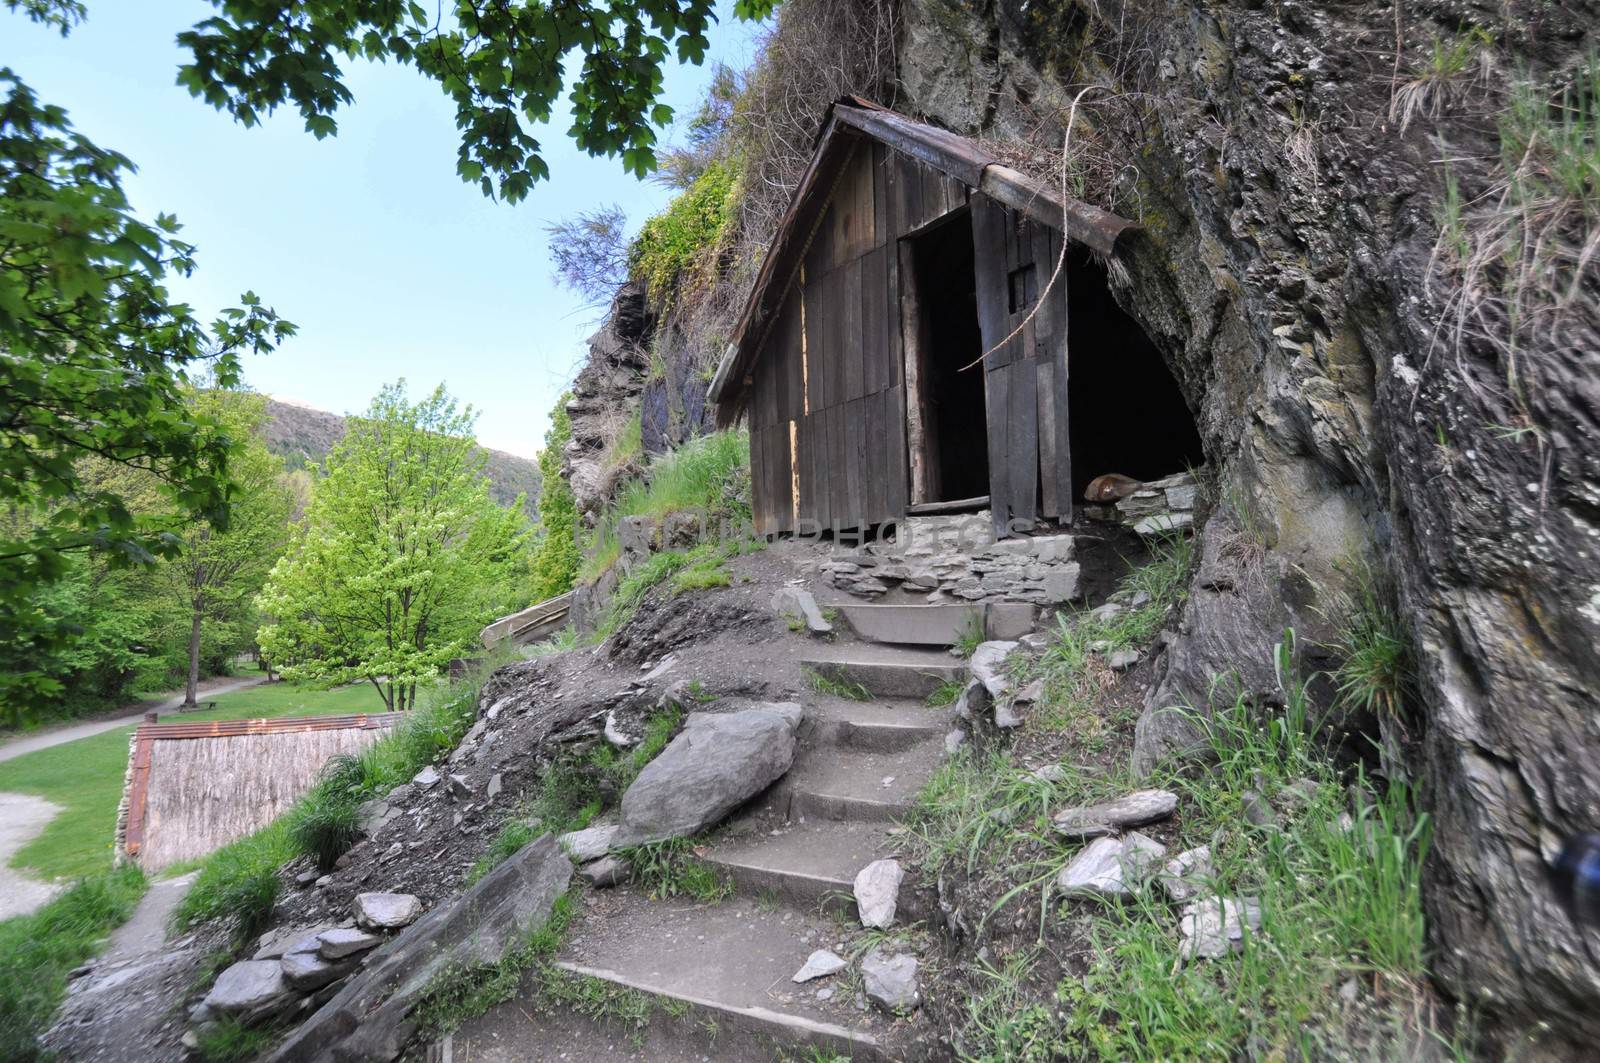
[
  {"left": 969, "top": 641, "right": 1019, "bottom": 698},
  {"left": 280, "top": 949, "right": 355, "bottom": 992},
  {"left": 1241, "top": 790, "right": 1280, "bottom": 830},
  {"left": 578, "top": 855, "right": 629, "bottom": 888},
  {"left": 559, "top": 824, "right": 619, "bottom": 863},
  {"left": 1052, "top": 789, "right": 1178, "bottom": 838},
  {"left": 612, "top": 705, "right": 799, "bottom": 846},
  {"left": 316, "top": 927, "right": 383, "bottom": 960},
  {"left": 860, "top": 950, "right": 920, "bottom": 1014},
  {"left": 854, "top": 858, "right": 904, "bottom": 929},
  {"left": 791, "top": 949, "right": 847, "bottom": 983},
  {"left": 1108, "top": 648, "right": 1142, "bottom": 672},
  {"left": 353, "top": 892, "right": 422, "bottom": 930},
  {"left": 1178, "top": 896, "right": 1262, "bottom": 960},
  {"left": 412, "top": 765, "right": 441, "bottom": 790},
  {"left": 771, "top": 585, "right": 833, "bottom": 635},
  {"left": 202, "top": 960, "right": 295, "bottom": 1023},
  {"left": 1057, "top": 833, "right": 1167, "bottom": 898},
  {"left": 1158, "top": 846, "right": 1213, "bottom": 903}
]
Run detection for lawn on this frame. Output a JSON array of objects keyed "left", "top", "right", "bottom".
[{"left": 0, "top": 683, "right": 387, "bottom": 883}]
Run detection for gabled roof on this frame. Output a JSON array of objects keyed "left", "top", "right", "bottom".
[{"left": 708, "top": 98, "right": 1136, "bottom": 421}]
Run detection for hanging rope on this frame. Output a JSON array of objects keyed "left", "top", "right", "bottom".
[{"left": 958, "top": 84, "right": 1102, "bottom": 373}]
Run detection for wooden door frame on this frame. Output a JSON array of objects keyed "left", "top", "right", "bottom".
[{"left": 897, "top": 205, "right": 987, "bottom": 510}]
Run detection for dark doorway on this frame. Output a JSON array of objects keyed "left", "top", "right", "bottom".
[
  {"left": 902, "top": 211, "right": 989, "bottom": 506},
  {"left": 1066, "top": 250, "right": 1204, "bottom": 499}
]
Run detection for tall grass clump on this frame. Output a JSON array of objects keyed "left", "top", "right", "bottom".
[
  {"left": 0, "top": 866, "right": 146, "bottom": 1062},
  {"left": 1055, "top": 636, "right": 1440, "bottom": 1060}
]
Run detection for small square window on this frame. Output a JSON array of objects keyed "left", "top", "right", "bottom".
[{"left": 1007, "top": 264, "right": 1036, "bottom": 313}]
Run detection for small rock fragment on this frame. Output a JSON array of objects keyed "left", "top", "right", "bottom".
[
  {"left": 860, "top": 950, "right": 920, "bottom": 1014},
  {"left": 791, "top": 949, "right": 847, "bottom": 983},
  {"left": 316, "top": 927, "right": 383, "bottom": 960},
  {"left": 578, "top": 855, "right": 629, "bottom": 888},
  {"left": 412, "top": 765, "right": 441, "bottom": 789},
  {"left": 447, "top": 774, "right": 472, "bottom": 801},
  {"left": 281, "top": 949, "right": 354, "bottom": 992},
  {"left": 486, "top": 773, "right": 502, "bottom": 800},
  {"left": 944, "top": 728, "right": 967, "bottom": 756},
  {"left": 771, "top": 586, "right": 833, "bottom": 635},
  {"left": 1158, "top": 846, "right": 1212, "bottom": 903},
  {"left": 854, "top": 858, "right": 904, "bottom": 929},
  {"left": 1088, "top": 602, "right": 1124, "bottom": 625},
  {"left": 1013, "top": 678, "right": 1043, "bottom": 703},
  {"left": 353, "top": 892, "right": 422, "bottom": 930},
  {"left": 1178, "top": 896, "right": 1262, "bottom": 960},
  {"left": 1052, "top": 789, "right": 1178, "bottom": 838},
  {"left": 1241, "top": 790, "right": 1280, "bottom": 830},
  {"left": 559, "top": 824, "right": 619, "bottom": 863},
  {"left": 1107, "top": 648, "right": 1142, "bottom": 672},
  {"left": 1057, "top": 833, "right": 1167, "bottom": 898}
]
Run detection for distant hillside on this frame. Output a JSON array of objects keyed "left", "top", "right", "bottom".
[{"left": 261, "top": 397, "right": 541, "bottom": 516}]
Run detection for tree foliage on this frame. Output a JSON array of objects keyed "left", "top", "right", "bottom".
[
  {"left": 174, "top": 0, "right": 776, "bottom": 201},
  {"left": 545, "top": 204, "right": 630, "bottom": 304},
  {"left": 257, "top": 383, "right": 529, "bottom": 712},
  {"left": 157, "top": 391, "right": 293, "bottom": 707},
  {"left": 0, "top": 56, "right": 292, "bottom": 722},
  {"left": 529, "top": 396, "right": 580, "bottom": 602}
]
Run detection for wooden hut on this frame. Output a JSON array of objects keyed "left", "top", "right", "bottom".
[
  {"left": 116, "top": 712, "right": 400, "bottom": 871},
  {"left": 709, "top": 98, "right": 1204, "bottom": 539}
]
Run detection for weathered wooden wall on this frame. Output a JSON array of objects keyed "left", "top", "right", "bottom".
[
  {"left": 747, "top": 138, "right": 971, "bottom": 535},
  {"left": 970, "top": 193, "right": 1073, "bottom": 537},
  {"left": 746, "top": 130, "right": 1080, "bottom": 538}
]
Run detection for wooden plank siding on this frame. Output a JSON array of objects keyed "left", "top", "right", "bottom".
[{"left": 744, "top": 139, "right": 1066, "bottom": 538}]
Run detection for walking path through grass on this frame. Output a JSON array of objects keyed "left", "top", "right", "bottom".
[
  {"left": 0, "top": 682, "right": 387, "bottom": 896},
  {"left": 0, "top": 793, "right": 64, "bottom": 920},
  {"left": 0, "top": 675, "right": 269, "bottom": 765}
]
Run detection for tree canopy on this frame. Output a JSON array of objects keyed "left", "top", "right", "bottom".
[
  {"left": 175, "top": 0, "right": 776, "bottom": 200},
  {"left": 257, "top": 383, "right": 529, "bottom": 711}
]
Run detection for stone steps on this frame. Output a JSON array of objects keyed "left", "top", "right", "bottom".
[
  {"left": 702, "top": 819, "right": 916, "bottom": 919},
  {"left": 799, "top": 644, "right": 967, "bottom": 700},
  {"left": 803, "top": 694, "right": 953, "bottom": 754},
  {"left": 834, "top": 601, "right": 1036, "bottom": 646},
  {"left": 778, "top": 737, "right": 943, "bottom": 822}
]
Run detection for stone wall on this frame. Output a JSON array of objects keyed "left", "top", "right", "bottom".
[{"left": 825, "top": 515, "right": 1084, "bottom": 606}]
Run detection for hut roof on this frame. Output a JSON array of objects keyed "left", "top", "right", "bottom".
[
  {"left": 707, "top": 97, "right": 1137, "bottom": 425},
  {"left": 119, "top": 712, "right": 400, "bottom": 871}
]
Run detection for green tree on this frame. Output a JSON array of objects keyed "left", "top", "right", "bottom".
[
  {"left": 257, "top": 383, "right": 529, "bottom": 712},
  {"left": 158, "top": 391, "right": 293, "bottom": 708},
  {"left": 529, "top": 396, "right": 580, "bottom": 601},
  {"left": 1, "top": 6, "right": 292, "bottom": 724}
]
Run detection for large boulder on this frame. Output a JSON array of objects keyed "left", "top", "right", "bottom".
[
  {"left": 265, "top": 834, "right": 572, "bottom": 1063},
  {"left": 202, "top": 960, "right": 297, "bottom": 1024},
  {"left": 611, "top": 706, "right": 800, "bottom": 847}
]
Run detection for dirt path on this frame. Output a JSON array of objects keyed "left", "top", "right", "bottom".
[
  {"left": 0, "top": 791, "right": 65, "bottom": 920},
  {"left": 0, "top": 674, "right": 268, "bottom": 765},
  {"left": 42, "top": 872, "right": 209, "bottom": 1063}
]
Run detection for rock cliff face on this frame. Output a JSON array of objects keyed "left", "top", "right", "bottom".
[
  {"left": 561, "top": 0, "right": 1599, "bottom": 1041},
  {"left": 898, "top": 0, "right": 1600, "bottom": 1044}
]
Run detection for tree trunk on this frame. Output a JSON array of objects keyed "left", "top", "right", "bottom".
[{"left": 183, "top": 607, "right": 203, "bottom": 709}]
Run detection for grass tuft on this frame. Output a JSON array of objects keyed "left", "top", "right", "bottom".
[
  {"left": 620, "top": 838, "right": 733, "bottom": 903},
  {"left": 415, "top": 892, "right": 576, "bottom": 1033},
  {"left": 805, "top": 668, "right": 873, "bottom": 702},
  {"left": 0, "top": 865, "right": 147, "bottom": 1062}
]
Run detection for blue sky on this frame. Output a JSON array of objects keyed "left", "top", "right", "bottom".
[{"left": 9, "top": 2, "right": 764, "bottom": 458}]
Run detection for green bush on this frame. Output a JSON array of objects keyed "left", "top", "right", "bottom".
[
  {"left": 629, "top": 159, "right": 741, "bottom": 308},
  {"left": 0, "top": 866, "right": 147, "bottom": 1062}
]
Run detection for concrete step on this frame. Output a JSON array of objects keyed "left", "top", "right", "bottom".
[
  {"left": 703, "top": 820, "right": 916, "bottom": 920},
  {"left": 780, "top": 740, "right": 941, "bottom": 823},
  {"left": 548, "top": 891, "right": 900, "bottom": 1059},
  {"left": 835, "top": 601, "right": 1036, "bottom": 646},
  {"left": 799, "top": 645, "right": 966, "bottom": 700},
  {"left": 805, "top": 696, "right": 953, "bottom": 754}
]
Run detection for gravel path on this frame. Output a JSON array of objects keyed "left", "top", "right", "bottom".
[
  {"left": 0, "top": 791, "right": 65, "bottom": 920},
  {"left": 0, "top": 674, "right": 268, "bottom": 764}
]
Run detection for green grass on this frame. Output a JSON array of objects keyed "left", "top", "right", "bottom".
[
  {"left": 194, "top": 1017, "right": 280, "bottom": 1062},
  {"left": 0, "top": 683, "right": 383, "bottom": 883},
  {"left": 805, "top": 668, "right": 873, "bottom": 702},
  {"left": 928, "top": 635, "right": 1449, "bottom": 1061},
  {"left": 926, "top": 679, "right": 965, "bottom": 708},
  {"left": 0, "top": 865, "right": 147, "bottom": 1062},
  {"left": 468, "top": 706, "right": 684, "bottom": 884},
  {"left": 621, "top": 838, "right": 733, "bottom": 903},
  {"left": 416, "top": 891, "right": 576, "bottom": 1033}
]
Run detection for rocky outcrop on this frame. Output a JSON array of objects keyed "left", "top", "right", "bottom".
[
  {"left": 892, "top": 0, "right": 1600, "bottom": 1042},
  {"left": 266, "top": 834, "right": 571, "bottom": 1063}
]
